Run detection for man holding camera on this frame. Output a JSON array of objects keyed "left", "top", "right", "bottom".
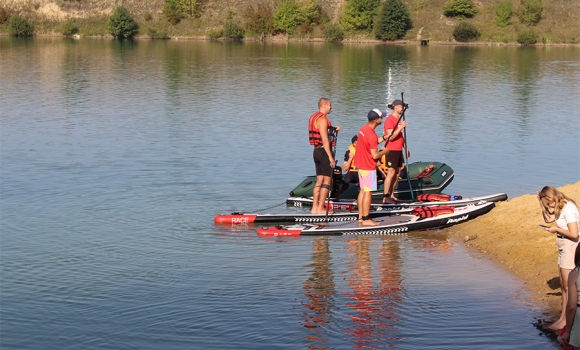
[{"left": 382, "top": 100, "right": 410, "bottom": 204}]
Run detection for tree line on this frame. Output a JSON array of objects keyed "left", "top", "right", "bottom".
[{"left": 1, "top": 0, "right": 547, "bottom": 44}]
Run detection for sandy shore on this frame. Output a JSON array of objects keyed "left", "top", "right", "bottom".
[{"left": 446, "top": 181, "right": 580, "bottom": 331}]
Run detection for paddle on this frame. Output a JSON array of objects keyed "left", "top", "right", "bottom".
[
  {"left": 325, "top": 127, "right": 338, "bottom": 219},
  {"left": 399, "top": 93, "right": 415, "bottom": 201},
  {"left": 383, "top": 94, "right": 408, "bottom": 202}
]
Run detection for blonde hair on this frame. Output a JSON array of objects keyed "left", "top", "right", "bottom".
[{"left": 539, "top": 186, "right": 577, "bottom": 219}]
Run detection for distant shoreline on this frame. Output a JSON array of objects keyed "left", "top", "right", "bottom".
[{"left": 3, "top": 33, "right": 579, "bottom": 47}]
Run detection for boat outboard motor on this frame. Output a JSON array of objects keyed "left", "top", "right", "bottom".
[{"left": 332, "top": 166, "right": 344, "bottom": 197}]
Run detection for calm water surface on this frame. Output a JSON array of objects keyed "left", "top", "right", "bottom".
[{"left": 1, "top": 38, "right": 579, "bottom": 349}]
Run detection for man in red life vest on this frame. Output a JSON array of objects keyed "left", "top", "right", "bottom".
[
  {"left": 382, "top": 100, "right": 410, "bottom": 204},
  {"left": 308, "top": 98, "right": 341, "bottom": 214},
  {"left": 354, "top": 109, "right": 390, "bottom": 226}
]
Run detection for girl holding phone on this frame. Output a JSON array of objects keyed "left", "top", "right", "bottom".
[{"left": 538, "top": 186, "right": 580, "bottom": 331}]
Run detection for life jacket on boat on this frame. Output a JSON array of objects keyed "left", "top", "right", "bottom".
[
  {"left": 347, "top": 144, "right": 357, "bottom": 172},
  {"left": 417, "top": 194, "right": 451, "bottom": 202},
  {"left": 412, "top": 205, "right": 455, "bottom": 219},
  {"left": 308, "top": 112, "right": 335, "bottom": 147},
  {"left": 415, "top": 164, "right": 436, "bottom": 182},
  {"left": 417, "top": 194, "right": 463, "bottom": 202}
]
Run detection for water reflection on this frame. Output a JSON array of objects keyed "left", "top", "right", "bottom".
[
  {"left": 342, "top": 238, "right": 403, "bottom": 348},
  {"left": 299, "top": 236, "right": 461, "bottom": 349},
  {"left": 300, "top": 237, "right": 336, "bottom": 349}
]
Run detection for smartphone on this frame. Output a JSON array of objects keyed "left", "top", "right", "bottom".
[{"left": 538, "top": 224, "right": 550, "bottom": 228}]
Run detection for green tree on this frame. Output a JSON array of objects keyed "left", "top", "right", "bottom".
[
  {"left": 273, "top": 0, "right": 302, "bottom": 34},
  {"left": 164, "top": 0, "right": 184, "bottom": 25},
  {"left": 339, "top": 0, "right": 380, "bottom": 32},
  {"left": 61, "top": 19, "right": 79, "bottom": 36},
  {"left": 223, "top": 21, "right": 244, "bottom": 40},
  {"left": 443, "top": 0, "right": 477, "bottom": 18},
  {"left": 495, "top": 1, "right": 512, "bottom": 27},
  {"left": 452, "top": 21, "right": 480, "bottom": 42},
  {"left": 323, "top": 22, "right": 344, "bottom": 41},
  {"left": 517, "top": 0, "right": 543, "bottom": 26},
  {"left": 8, "top": 15, "right": 34, "bottom": 36},
  {"left": 376, "top": 0, "right": 412, "bottom": 41},
  {"left": 180, "top": 0, "right": 200, "bottom": 17},
  {"left": 108, "top": 7, "right": 138, "bottom": 38},
  {"left": 517, "top": 29, "right": 537, "bottom": 44}
]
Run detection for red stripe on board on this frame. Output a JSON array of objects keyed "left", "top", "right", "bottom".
[{"left": 256, "top": 227, "right": 302, "bottom": 236}]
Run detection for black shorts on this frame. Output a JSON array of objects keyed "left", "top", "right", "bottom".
[
  {"left": 386, "top": 150, "right": 403, "bottom": 169},
  {"left": 313, "top": 148, "right": 332, "bottom": 177},
  {"left": 344, "top": 171, "right": 359, "bottom": 184}
]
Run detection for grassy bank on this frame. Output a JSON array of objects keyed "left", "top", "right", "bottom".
[{"left": 0, "top": 0, "right": 578, "bottom": 44}]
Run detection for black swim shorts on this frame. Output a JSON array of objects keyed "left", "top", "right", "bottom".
[{"left": 313, "top": 148, "right": 332, "bottom": 177}]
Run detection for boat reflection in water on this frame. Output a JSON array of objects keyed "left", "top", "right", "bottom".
[{"left": 299, "top": 236, "right": 454, "bottom": 348}]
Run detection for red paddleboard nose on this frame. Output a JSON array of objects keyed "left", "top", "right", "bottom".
[
  {"left": 256, "top": 227, "right": 302, "bottom": 236},
  {"left": 214, "top": 214, "right": 257, "bottom": 224}
]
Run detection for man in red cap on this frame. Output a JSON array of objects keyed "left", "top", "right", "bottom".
[
  {"left": 382, "top": 100, "right": 409, "bottom": 204},
  {"left": 354, "top": 109, "right": 390, "bottom": 226}
]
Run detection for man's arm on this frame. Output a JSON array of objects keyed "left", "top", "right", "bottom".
[
  {"left": 370, "top": 148, "right": 389, "bottom": 161},
  {"left": 317, "top": 117, "right": 336, "bottom": 168}
]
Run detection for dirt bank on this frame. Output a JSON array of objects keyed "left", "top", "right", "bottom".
[{"left": 446, "top": 181, "right": 580, "bottom": 328}]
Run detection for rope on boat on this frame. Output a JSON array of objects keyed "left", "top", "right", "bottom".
[{"left": 246, "top": 201, "right": 286, "bottom": 213}]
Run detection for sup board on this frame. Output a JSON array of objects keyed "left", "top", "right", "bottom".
[
  {"left": 285, "top": 193, "right": 507, "bottom": 211},
  {"left": 256, "top": 201, "right": 495, "bottom": 236}
]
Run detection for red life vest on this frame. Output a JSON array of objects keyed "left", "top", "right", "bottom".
[
  {"left": 417, "top": 194, "right": 451, "bottom": 202},
  {"left": 416, "top": 164, "right": 436, "bottom": 183},
  {"left": 308, "top": 112, "right": 334, "bottom": 147},
  {"left": 412, "top": 205, "right": 455, "bottom": 219}
]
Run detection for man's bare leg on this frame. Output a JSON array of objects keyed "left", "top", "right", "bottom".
[{"left": 360, "top": 191, "right": 379, "bottom": 226}]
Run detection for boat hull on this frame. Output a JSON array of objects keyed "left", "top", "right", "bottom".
[{"left": 289, "top": 161, "right": 454, "bottom": 200}]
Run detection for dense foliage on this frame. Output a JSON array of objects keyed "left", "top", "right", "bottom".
[
  {"left": 244, "top": 4, "right": 274, "bottom": 35},
  {"left": 164, "top": 0, "right": 184, "bottom": 25},
  {"left": 339, "top": 0, "right": 380, "bottom": 32},
  {"left": 517, "top": 0, "right": 543, "bottom": 26},
  {"left": 443, "top": 0, "right": 477, "bottom": 18},
  {"left": 323, "top": 22, "right": 344, "bottom": 41},
  {"left": 207, "top": 28, "right": 223, "bottom": 39},
  {"left": 181, "top": 0, "right": 200, "bottom": 17},
  {"left": 495, "top": 1, "right": 512, "bottom": 27},
  {"left": 452, "top": 21, "right": 480, "bottom": 42},
  {"left": 376, "top": 0, "right": 412, "bottom": 41},
  {"left": 8, "top": 15, "right": 34, "bottom": 36},
  {"left": 517, "top": 29, "right": 537, "bottom": 44},
  {"left": 108, "top": 6, "right": 138, "bottom": 38},
  {"left": 223, "top": 21, "right": 244, "bottom": 40},
  {"left": 272, "top": 0, "right": 325, "bottom": 35},
  {"left": 60, "top": 19, "right": 79, "bottom": 35},
  {"left": 272, "top": 0, "right": 302, "bottom": 34},
  {"left": 147, "top": 28, "right": 169, "bottom": 39}
]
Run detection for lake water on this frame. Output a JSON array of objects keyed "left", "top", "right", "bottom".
[{"left": 1, "top": 37, "right": 579, "bottom": 349}]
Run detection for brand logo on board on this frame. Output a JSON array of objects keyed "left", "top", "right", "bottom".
[{"left": 446, "top": 215, "right": 468, "bottom": 224}]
